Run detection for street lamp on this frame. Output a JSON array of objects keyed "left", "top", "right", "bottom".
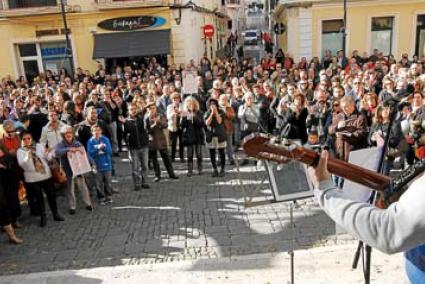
[{"left": 60, "top": 0, "right": 75, "bottom": 75}]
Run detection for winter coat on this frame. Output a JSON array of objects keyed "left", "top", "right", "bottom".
[
  {"left": 204, "top": 109, "right": 227, "bottom": 143},
  {"left": 145, "top": 113, "right": 168, "bottom": 150},
  {"left": 87, "top": 135, "right": 113, "bottom": 172},
  {"left": 17, "top": 144, "right": 52, "bottom": 183},
  {"left": 181, "top": 111, "right": 205, "bottom": 146},
  {"left": 75, "top": 119, "right": 110, "bottom": 150},
  {"left": 123, "top": 113, "right": 149, "bottom": 150},
  {"left": 328, "top": 111, "right": 367, "bottom": 161}
]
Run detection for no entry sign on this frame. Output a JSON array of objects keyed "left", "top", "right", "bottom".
[{"left": 203, "top": 24, "right": 214, "bottom": 38}]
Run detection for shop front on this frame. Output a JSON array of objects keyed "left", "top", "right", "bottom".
[{"left": 93, "top": 15, "right": 171, "bottom": 72}]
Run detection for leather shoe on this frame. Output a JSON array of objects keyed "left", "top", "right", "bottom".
[
  {"left": 141, "top": 184, "right": 150, "bottom": 189},
  {"left": 69, "top": 209, "right": 76, "bottom": 215},
  {"left": 53, "top": 214, "right": 65, "bottom": 222},
  {"left": 86, "top": 205, "right": 93, "bottom": 211},
  {"left": 169, "top": 175, "right": 179, "bottom": 180}
]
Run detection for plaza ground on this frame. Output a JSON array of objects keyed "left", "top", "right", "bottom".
[{"left": 0, "top": 155, "right": 406, "bottom": 283}]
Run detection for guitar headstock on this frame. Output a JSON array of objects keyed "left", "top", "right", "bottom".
[{"left": 242, "top": 133, "right": 301, "bottom": 164}]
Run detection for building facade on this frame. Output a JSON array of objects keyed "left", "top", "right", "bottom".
[
  {"left": 0, "top": 0, "right": 229, "bottom": 80},
  {"left": 274, "top": 0, "right": 425, "bottom": 61}
]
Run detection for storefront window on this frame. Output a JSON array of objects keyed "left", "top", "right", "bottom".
[
  {"left": 8, "top": 0, "right": 57, "bottom": 9},
  {"left": 17, "top": 41, "right": 73, "bottom": 83},
  {"left": 371, "top": 16, "right": 394, "bottom": 55},
  {"left": 40, "top": 42, "right": 72, "bottom": 76},
  {"left": 321, "top": 20, "right": 344, "bottom": 58},
  {"left": 416, "top": 15, "right": 425, "bottom": 58}
]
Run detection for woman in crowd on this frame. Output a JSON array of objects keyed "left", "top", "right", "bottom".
[
  {"left": 17, "top": 131, "right": 64, "bottom": 227},
  {"left": 368, "top": 105, "right": 402, "bottom": 174},
  {"left": 218, "top": 94, "right": 236, "bottom": 165},
  {"left": 0, "top": 155, "right": 22, "bottom": 244},
  {"left": 204, "top": 98, "right": 227, "bottom": 177},
  {"left": 167, "top": 92, "right": 184, "bottom": 163},
  {"left": 0, "top": 120, "right": 22, "bottom": 228},
  {"left": 55, "top": 126, "right": 93, "bottom": 215},
  {"left": 181, "top": 96, "right": 205, "bottom": 176}
]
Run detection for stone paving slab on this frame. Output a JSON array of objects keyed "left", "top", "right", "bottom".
[
  {"left": 0, "top": 244, "right": 406, "bottom": 284},
  {"left": 0, "top": 155, "right": 346, "bottom": 276}
]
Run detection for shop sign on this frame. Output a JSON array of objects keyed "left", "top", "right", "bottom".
[{"left": 98, "top": 16, "right": 166, "bottom": 31}]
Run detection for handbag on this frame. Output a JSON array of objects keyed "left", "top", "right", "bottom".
[{"left": 49, "top": 158, "right": 67, "bottom": 185}]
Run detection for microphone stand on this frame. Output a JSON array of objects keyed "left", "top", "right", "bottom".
[{"left": 351, "top": 99, "right": 399, "bottom": 284}]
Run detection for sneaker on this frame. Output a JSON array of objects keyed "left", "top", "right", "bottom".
[
  {"left": 99, "top": 200, "right": 107, "bottom": 206},
  {"left": 112, "top": 189, "right": 119, "bottom": 194},
  {"left": 86, "top": 205, "right": 93, "bottom": 211},
  {"left": 154, "top": 177, "right": 161, "bottom": 182},
  {"left": 105, "top": 198, "right": 113, "bottom": 204},
  {"left": 141, "top": 184, "right": 150, "bottom": 189},
  {"left": 69, "top": 209, "right": 76, "bottom": 215}
]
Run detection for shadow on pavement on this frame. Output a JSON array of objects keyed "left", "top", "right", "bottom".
[{"left": 0, "top": 159, "right": 337, "bottom": 276}]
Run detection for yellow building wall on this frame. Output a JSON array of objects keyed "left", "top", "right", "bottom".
[
  {"left": 0, "top": 7, "right": 171, "bottom": 77},
  {"left": 311, "top": 2, "right": 425, "bottom": 58}
]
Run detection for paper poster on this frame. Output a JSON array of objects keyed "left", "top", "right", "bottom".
[
  {"left": 343, "top": 147, "right": 382, "bottom": 202},
  {"left": 182, "top": 70, "right": 198, "bottom": 94},
  {"left": 67, "top": 147, "right": 92, "bottom": 177}
]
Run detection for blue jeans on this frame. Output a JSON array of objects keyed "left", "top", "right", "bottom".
[
  {"left": 128, "top": 148, "right": 149, "bottom": 186},
  {"left": 406, "top": 259, "right": 425, "bottom": 284}
]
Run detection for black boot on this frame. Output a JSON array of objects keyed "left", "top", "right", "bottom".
[
  {"left": 198, "top": 159, "right": 203, "bottom": 175},
  {"left": 187, "top": 161, "right": 193, "bottom": 177},
  {"left": 40, "top": 214, "right": 47, "bottom": 227}
]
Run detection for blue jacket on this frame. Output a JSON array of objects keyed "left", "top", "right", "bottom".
[{"left": 87, "top": 135, "right": 112, "bottom": 172}]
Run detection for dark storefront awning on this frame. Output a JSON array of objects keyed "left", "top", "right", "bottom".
[{"left": 93, "top": 29, "right": 170, "bottom": 59}]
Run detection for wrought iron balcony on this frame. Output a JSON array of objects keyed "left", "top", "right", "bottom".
[{"left": 7, "top": 0, "right": 57, "bottom": 9}]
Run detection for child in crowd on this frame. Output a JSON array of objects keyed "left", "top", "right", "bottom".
[{"left": 87, "top": 124, "right": 113, "bottom": 205}]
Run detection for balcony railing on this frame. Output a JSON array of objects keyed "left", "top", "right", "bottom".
[
  {"left": 226, "top": 0, "right": 240, "bottom": 5},
  {"left": 94, "top": 0, "right": 167, "bottom": 10},
  {"left": 8, "top": 0, "right": 57, "bottom": 9}
]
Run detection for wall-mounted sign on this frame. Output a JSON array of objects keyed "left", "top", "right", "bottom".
[
  {"left": 98, "top": 16, "right": 166, "bottom": 31},
  {"left": 203, "top": 24, "right": 214, "bottom": 38}
]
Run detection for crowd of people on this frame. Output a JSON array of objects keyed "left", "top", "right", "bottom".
[{"left": 0, "top": 47, "right": 424, "bottom": 246}]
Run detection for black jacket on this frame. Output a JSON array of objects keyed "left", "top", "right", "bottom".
[
  {"left": 204, "top": 109, "right": 227, "bottom": 143},
  {"left": 123, "top": 113, "right": 149, "bottom": 149},
  {"left": 75, "top": 119, "right": 110, "bottom": 149},
  {"left": 28, "top": 110, "right": 48, "bottom": 142},
  {"left": 181, "top": 111, "right": 205, "bottom": 146}
]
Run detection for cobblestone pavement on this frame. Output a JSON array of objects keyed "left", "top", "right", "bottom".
[{"left": 0, "top": 154, "right": 351, "bottom": 276}]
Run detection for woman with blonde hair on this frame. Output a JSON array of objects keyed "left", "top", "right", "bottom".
[{"left": 181, "top": 96, "right": 205, "bottom": 176}]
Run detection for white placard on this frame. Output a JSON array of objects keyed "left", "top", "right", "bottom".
[
  {"left": 343, "top": 147, "right": 382, "bottom": 202},
  {"left": 182, "top": 70, "right": 198, "bottom": 94},
  {"left": 67, "top": 147, "right": 92, "bottom": 177}
]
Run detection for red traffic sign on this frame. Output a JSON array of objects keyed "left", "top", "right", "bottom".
[{"left": 203, "top": 24, "right": 214, "bottom": 38}]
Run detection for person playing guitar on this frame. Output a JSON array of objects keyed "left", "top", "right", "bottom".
[{"left": 310, "top": 150, "right": 425, "bottom": 283}]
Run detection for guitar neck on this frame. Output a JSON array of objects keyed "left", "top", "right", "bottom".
[
  {"left": 242, "top": 134, "right": 392, "bottom": 192},
  {"left": 276, "top": 144, "right": 391, "bottom": 191}
]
